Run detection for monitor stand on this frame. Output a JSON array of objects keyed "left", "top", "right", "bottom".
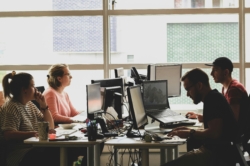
[{"left": 126, "top": 125, "right": 141, "bottom": 138}]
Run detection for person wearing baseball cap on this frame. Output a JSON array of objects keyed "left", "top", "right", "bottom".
[
  {"left": 205, "top": 57, "right": 248, "bottom": 121},
  {"left": 186, "top": 57, "right": 248, "bottom": 122}
]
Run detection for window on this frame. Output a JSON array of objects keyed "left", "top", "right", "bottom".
[
  {"left": 0, "top": 0, "right": 102, "bottom": 11},
  {"left": 110, "top": 15, "right": 239, "bottom": 64},
  {"left": 0, "top": 0, "right": 248, "bottom": 108}
]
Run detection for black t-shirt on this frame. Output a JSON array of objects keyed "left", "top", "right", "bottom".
[{"left": 203, "top": 89, "right": 237, "bottom": 148}]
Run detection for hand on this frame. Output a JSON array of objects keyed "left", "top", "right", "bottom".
[
  {"left": 197, "top": 114, "right": 203, "bottom": 122},
  {"left": 34, "top": 132, "right": 39, "bottom": 138},
  {"left": 167, "top": 129, "right": 190, "bottom": 138},
  {"left": 185, "top": 112, "right": 197, "bottom": 119},
  {"left": 34, "top": 89, "right": 47, "bottom": 109},
  {"left": 48, "top": 129, "right": 56, "bottom": 134}
]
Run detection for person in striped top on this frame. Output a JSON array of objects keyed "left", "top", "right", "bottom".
[{"left": 0, "top": 71, "right": 59, "bottom": 166}]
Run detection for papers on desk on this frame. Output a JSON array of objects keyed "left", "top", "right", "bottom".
[
  {"left": 160, "top": 137, "right": 186, "bottom": 144},
  {"left": 71, "top": 111, "right": 87, "bottom": 123}
]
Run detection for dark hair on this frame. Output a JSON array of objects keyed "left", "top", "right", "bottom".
[
  {"left": 2, "top": 71, "right": 33, "bottom": 99},
  {"left": 47, "top": 64, "right": 68, "bottom": 89},
  {"left": 205, "top": 57, "right": 233, "bottom": 73},
  {"left": 181, "top": 68, "right": 210, "bottom": 87}
]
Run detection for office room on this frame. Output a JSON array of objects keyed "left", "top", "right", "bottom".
[{"left": 1, "top": 0, "right": 250, "bottom": 165}]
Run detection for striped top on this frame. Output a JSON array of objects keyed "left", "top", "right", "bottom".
[{"left": 1, "top": 99, "right": 44, "bottom": 166}]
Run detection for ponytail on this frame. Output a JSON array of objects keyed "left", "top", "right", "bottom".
[
  {"left": 2, "top": 72, "right": 13, "bottom": 99},
  {"left": 2, "top": 71, "right": 33, "bottom": 100}
]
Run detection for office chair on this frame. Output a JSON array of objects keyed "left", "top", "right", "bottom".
[
  {"left": 0, "top": 107, "right": 7, "bottom": 166},
  {"left": 228, "top": 94, "right": 250, "bottom": 165}
]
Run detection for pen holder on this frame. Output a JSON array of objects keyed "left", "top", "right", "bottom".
[{"left": 87, "top": 126, "right": 97, "bottom": 141}]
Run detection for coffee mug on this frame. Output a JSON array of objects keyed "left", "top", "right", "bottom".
[{"left": 37, "top": 121, "right": 49, "bottom": 141}]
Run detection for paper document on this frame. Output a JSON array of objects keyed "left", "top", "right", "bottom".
[{"left": 160, "top": 137, "right": 186, "bottom": 144}]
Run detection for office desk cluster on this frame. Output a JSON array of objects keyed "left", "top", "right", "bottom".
[{"left": 24, "top": 128, "right": 186, "bottom": 166}]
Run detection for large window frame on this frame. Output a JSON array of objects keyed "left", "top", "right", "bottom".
[{"left": 0, "top": 0, "right": 249, "bottom": 88}]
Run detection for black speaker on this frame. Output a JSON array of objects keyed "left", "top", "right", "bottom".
[{"left": 114, "top": 92, "right": 122, "bottom": 119}]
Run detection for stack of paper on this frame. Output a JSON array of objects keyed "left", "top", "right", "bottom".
[{"left": 160, "top": 138, "right": 186, "bottom": 144}]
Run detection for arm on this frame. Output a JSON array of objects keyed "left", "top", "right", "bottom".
[
  {"left": 4, "top": 130, "right": 37, "bottom": 141},
  {"left": 35, "top": 90, "right": 55, "bottom": 129},
  {"left": 185, "top": 111, "right": 203, "bottom": 122},
  {"left": 44, "top": 90, "right": 73, "bottom": 123},
  {"left": 168, "top": 118, "right": 222, "bottom": 140},
  {"left": 66, "top": 93, "right": 79, "bottom": 117},
  {"left": 227, "top": 87, "right": 246, "bottom": 121},
  {"left": 229, "top": 104, "right": 240, "bottom": 121}
]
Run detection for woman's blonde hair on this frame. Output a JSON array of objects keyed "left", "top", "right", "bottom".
[{"left": 47, "top": 64, "right": 68, "bottom": 89}]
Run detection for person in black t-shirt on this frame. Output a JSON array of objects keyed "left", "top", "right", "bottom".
[{"left": 161, "top": 68, "right": 237, "bottom": 166}]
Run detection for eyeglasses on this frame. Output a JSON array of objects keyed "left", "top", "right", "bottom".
[
  {"left": 63, "top": 73, "right": 71, "bottom": 77},
  {"left": 185, "top": 83, "right": 196, "bottom": 92}
]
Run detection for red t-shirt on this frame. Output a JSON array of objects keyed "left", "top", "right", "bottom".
[{"left": 222, "top": 79, "right": 248, "bottom": 105}]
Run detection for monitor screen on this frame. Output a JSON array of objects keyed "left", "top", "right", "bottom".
[
  {"left": 86, "top": 83, "right": 103, "bottom": 115},
  {"left": 142, "top": 80, "right": 169, "bottom": 109},
  {"left": 148, "top": 64, "right": 182, "bottom": 97},
  {"left": 127, "top": 85, "right": 148, "bottom": 129},
  {"left": 91, "top": 78, "right": 124, "bottom": 96}
]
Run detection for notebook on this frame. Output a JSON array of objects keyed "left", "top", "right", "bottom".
[{"left": 142, "top": 80, "right": 187, "bottom": 124}]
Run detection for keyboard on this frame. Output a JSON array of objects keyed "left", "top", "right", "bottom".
[
  {"left": 146, "top": 108, "right": 188, "bottom": 124},
  {"left": 55, "top": 129, "right": 77, "bottom": 137},
  {"left": 147, "top": 108, "right": 180, "bottom": 118}
]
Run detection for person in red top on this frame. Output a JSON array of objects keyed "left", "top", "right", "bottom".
[
  {"left": 207, "top": 57, "right": 248, "bottom": 121},
  {"left": 43, "top": 64, "right": 80, "bottom": 124},
  {"left": 187, "top": 57, "right": 248, "bottom": 122}
]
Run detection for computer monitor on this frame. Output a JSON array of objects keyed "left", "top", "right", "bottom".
[
  {"left": 147, "top": 64, "right": 182, "bottom": 97},
  {"left": 91, "top": 78, "right": 124, "bottom": 96},
  {"left": 127, "top": 85, "right": 148, "bottom": 137},
  {"left": 86, "top": 83, "right": 103, "bottom": 119},
  {"left": 114, "top": 68, "right": 124, "bottom": 78},
  {"left": 142, "top": 80, "right": 170, "bottom": 109},
  {"left": 102, "top": 86, "right": 122, "bottom": 119}
]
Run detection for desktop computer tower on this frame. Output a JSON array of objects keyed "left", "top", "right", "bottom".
[{"left": 114, "top": 92, "right": 122, "bottom": 119}]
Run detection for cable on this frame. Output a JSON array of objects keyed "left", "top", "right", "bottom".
[{"left": 104, "top": 112, "right": 122, "bottom": 133}]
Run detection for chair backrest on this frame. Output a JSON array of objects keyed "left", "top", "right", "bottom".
[
  {"left": 31, "top": 86, "right": 45, "bottom": 109},
  {"left": 0, "top": 106, "right": 7, "bottom": 166},
  {"left": 237, "top": 94, "right": 250, "bottom": 152},
  {"left": 238, "top": 94, "right": 250, "bottom": 133}
]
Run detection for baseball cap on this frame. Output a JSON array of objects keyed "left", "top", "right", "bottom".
[{"left": 205, "top": 57, "right": 233, "bottom": 72}]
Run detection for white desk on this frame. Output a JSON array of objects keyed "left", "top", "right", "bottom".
[
  {"left": 24, "top": 132, "right": 105, "bottom": 166},
  {"left": 105, "top": 136, "right": 185, "bottom": 166}
]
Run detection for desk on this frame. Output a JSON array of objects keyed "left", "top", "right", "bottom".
[
  {"left": 24, "top": 132, "right": 105, "bottom": 166},
  {"left": 105, "top": 136, "right": 184, "bottom": 166}
]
